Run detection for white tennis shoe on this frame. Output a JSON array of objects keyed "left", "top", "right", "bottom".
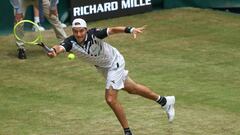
[
  {"left": 162, "top": 96, "right": 175, "bottom": 122},
  {"left": 61, "top": 23, "right": 67, "bottom": 28},
  {"left": 32, "top": 25, "right": 45, "bottom": 31}
]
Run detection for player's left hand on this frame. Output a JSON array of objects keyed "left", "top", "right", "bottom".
[{"left": 132, "top": 25, "right": 146, "bottom": 39}]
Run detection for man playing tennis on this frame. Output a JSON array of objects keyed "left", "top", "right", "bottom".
[{"left": 47, "top": 18, "right": 175, "bottom": 135}]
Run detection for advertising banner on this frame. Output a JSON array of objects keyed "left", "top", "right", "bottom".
[{"left": 70, "top": 0, "right": 152, "bottom": 21}]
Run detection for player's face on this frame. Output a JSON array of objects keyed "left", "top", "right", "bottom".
[{"left": 72, "top": 27, "right": 87, "bottom": 43}]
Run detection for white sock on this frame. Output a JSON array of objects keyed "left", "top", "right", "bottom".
[{"left": 34, "top": 17, "right": 40, "bottom": 23}]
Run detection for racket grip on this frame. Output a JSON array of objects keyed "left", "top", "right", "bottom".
[
  {"left": 38, "top": 42, "right": 53, "bottom": 52},
  {"left": 44, "top": 46, "right": 53, "bottom": 52}
]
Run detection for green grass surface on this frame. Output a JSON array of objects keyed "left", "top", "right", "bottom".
[{"left": 0, "top": 8, "right": 240, "bottom": 135}]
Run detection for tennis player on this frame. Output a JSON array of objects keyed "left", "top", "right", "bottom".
[
  {"left": 47, "top": 18, "right": 175, "bottom": 135},
  {"left": 10, "top": 0, "right": 67, "bottom": 59}
]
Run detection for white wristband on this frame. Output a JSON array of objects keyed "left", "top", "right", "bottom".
[{"left": 130, "top": 27, "right": 135, "bottom": 33}]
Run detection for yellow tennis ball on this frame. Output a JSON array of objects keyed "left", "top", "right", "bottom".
[{"left": 68, "top": 53, "right": 75, "bottom": 60}]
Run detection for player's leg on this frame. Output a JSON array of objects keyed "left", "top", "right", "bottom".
[
  {"left": 105, "top": 88, "right": 133, "bottom": 135},
  {"left": 123, "top": 77, "right": 175, "bottom": 122},
  {"left": 41, "top": 0, "right": 67, "bottom": 41},
  {"left": 123, "top": 77, "right": 159, "bottom": 100}
]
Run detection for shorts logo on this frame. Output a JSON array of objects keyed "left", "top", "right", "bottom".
[{"left": 111, "top": 80, "right": 115, "bottom": 84}]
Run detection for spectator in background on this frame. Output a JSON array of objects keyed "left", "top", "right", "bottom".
[
  {"left": 10, "top": 0, "right": 67, "bottom": 59},
  {"left": 33, "top": 5, "right": 45, "bottom": 31},
  {"left": 56, "top": 6, "right": 67, "bottom": 28},
  {"left": 32, "top": 2, "right": 67, "bottom": 32}
]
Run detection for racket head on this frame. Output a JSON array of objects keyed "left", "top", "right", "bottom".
[{"left": 13, "top": 20, "right": 42, "bottom": 45}]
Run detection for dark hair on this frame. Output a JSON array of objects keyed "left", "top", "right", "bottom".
[{"left": 74, "top": 22, "right": 81, "bottom": 25}]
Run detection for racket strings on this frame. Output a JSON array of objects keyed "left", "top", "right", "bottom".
[
  {"left": 16, "top": 23, "right": 25, "bottom": 39},
  {"left": 15, "top": 21, "right": 41, "bottom": 44}
]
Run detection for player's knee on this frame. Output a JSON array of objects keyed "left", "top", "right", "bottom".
[{"left": 105, "top": 96, "right": 117, "bottom": 105}]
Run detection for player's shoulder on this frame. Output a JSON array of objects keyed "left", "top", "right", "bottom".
[
  {"left": 87, "top": 28, "right": 108, "bottom": 39},
  {"left": 61, "top": 35, "right": 75, "bottom": 46},
  {"left": 88, "top": 28, "right": 98, "bottom": 34},
  {"left": 88, "top": 28, "right": 107, "bottom": 34},
  {"left": 60, "top": 35, "right": 75, "bottom": 52}
]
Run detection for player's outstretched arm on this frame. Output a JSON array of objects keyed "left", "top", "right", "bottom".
[
  {"left": 108, "top": 26, "right": 146, "bottom": 39},
  {"left": 47, "top": 45, "right": 65, "bottom": 58}
]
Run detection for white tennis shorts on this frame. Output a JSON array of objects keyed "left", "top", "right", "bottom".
[{"left": 96, "top": 55, "right": 128, "bottom": 90}]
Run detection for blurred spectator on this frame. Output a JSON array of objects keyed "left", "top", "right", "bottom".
[
  {"left": 33, "top": 5, "right": 45, "bottom": 31},
  {"left": 33, "top": 2, "right": 67, "bottom": 31}
]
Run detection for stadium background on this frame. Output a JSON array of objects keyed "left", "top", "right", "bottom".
[{"left": 1, "top": 0, "right": 240, "bottom": 35}]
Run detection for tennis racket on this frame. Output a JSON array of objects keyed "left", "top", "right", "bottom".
[{"left": 13, "top": 20, "right": 53, "bottom": 52}]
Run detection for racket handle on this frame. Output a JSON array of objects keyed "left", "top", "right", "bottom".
[
  {"left": 43, "top": 46, "right": 53, "bottom": 52},
  {"left": 38, "top": 42, "right": 53, "bottom": 52}
]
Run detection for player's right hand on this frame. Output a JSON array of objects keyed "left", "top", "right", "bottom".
[
  {"left": 47, "top": 50, "right": 57, "bottom": 58},
  {"left": 15, "top": 13, "right": 23, "bottom": 22}
]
